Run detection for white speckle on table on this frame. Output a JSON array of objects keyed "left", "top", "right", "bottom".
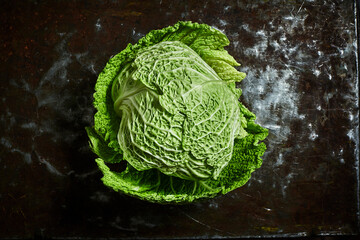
[
  {"left": 37, "top": 54, "right": 71, "bottom": 90},
  {"left": 21, "top": 122, "right": 37, "bottom": 129},
  {"left": 242, "top": 65, "right": 299, "bottom": 144},
  {"left": 324, "top": 91, "right": 334, "bottom": 102},
  {"left": 336, "top": 148, "right": 345, "bottom": 164},
  {"left": 95, "top": 18, "right": 102, "bottom": 31},
  {"left": 89, "top": 63, "right": 97, "bottom": 74},
  {"left": 130, "top": 216, "right": 157, "bottom": 228},
  {"left": 281, "top": 172, "right": 296, "bottom": 197},
  {"left": 343, "top": 63, "right": 348, "bottom": 71},
  {"left": 224, "top": 5, "right": 231, "bottom": 11},
  {"left": 282, "top": 13, "right": 307, "bottom": 33},
  {"left": 309, "top": 131, "right": 318, "bottom": 141},
  {"left": 255, "top": 29, "right": 266, "bottom": 37},
  {"left": 235, "top": 7, "right": 359, "bottom": 199},
  {"left": 1, "top": 137, "right": 32, "bottom": 164},
  {"left": 90, "top": 191, "right": 111, "bottom": 202},
  {"left": 132, "top": 29, "right": 145, "bottom": 42},
  {"left": 208, "top": 200, "right": 219, "bottom": 209},
  {"left": 279, "top": 33, "right": 287, "bottom": 43},
  {"left": 3, "top": 32, "right": 96, "bottom": 176},
  {"left": 265, "top": 124, "right": 281, "bottom": 130},
  {"left": 308, "top": 123, "right": 318, "bottom": 141},
  {"left": 75, "top": 52, "right": 88, "bottom": 61},
  {"left": 347, "top": 129, "right": 355, "bottom": 141},
  {"left": 270, "top": 40, "right": 280, "bottom": 51},
  {"left": 244, "top": 35, "right": 267, "bottom": 58},
  {"left": 313, "top": 68, "right": 321, "bottom": 77},
  {"left": 232, "top": 41, "right": 239, "bottom": 48},
  {"left": 35, "top": 34, "right": 74, "bottom": 109},
  {"left": 274, "top": 153, "right": 284, "bottom": 167},
  {"left": 349, "top": 113, "right": 354, "bottom": 121},
  {"left": 38, "top": 155, "right": 64, "bottom": 176},
  {"left": 219, "top": 19, "right": 228, "bottom": 27},
  {"left": 240, "top": 15, "right": 310, "bottom": 151},
  {"left": 257, "top": 85, "right": 264, "bottom": 93},
  {"left": 299, "top": 114, "right": 306, "bottom": 120},
  {"left": 1, "top": 137, "right": 12, "bottom": 148},
  {"left": 240, "top": 24, "right": 251, "bottom": 32}
]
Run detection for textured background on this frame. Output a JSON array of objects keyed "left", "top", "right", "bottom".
[{"left": 0, "top": 0, "right": 359, "bottom": 238}]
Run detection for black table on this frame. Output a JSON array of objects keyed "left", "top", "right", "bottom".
[{"left": 1, "top": 0, "right": 359, "bottom": 238}]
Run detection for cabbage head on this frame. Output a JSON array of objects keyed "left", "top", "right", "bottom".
[{"left": 86, "top": 21, "right": 268, "bottom": 203}]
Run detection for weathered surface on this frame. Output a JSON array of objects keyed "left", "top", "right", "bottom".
[{"left": 0, "top": 0, "right": 358, "bottom": 238}]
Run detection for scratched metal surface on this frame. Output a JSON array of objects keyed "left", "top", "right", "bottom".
[{"left": 0, "top": 0, "right": 359, "bottom": 238}]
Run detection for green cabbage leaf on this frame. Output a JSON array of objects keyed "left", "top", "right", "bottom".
[{"left": 86, "top": 21, "right": 268, "bottom": 203}]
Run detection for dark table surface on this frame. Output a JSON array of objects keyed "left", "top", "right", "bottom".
[{"left": 1, "top": 0, "right": 359, "bottom": 238}]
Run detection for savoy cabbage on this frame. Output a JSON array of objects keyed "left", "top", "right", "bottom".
[{"left": 86, "top": 21, "right": 268, "bottom": 203}]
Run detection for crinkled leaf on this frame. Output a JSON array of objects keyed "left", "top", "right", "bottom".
[{"left": 111, "top": 41, "right": 246, "bottom": 180}]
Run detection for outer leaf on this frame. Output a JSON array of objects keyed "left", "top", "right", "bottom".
[
  {"left": 85, "top": 127, "right": 121, "bottom": 163},
  {"left": 95, "top": 105, "right": 268, "bottom": 203}
]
